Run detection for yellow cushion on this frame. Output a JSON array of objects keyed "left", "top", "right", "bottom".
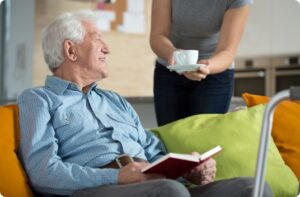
[
  {"left": 242, "top": 93, "right": 300, "bottom": 180},
  {"left": 0, "top": 105, "right": 34, "bottom": 197}
]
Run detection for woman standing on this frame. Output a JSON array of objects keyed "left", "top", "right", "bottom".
[{"left": 150, "top": 0, "right": 252, "bottom": 126}]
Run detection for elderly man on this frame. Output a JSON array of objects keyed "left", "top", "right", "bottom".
[{"left": 17, "top": 10, "right": 273, "bottom": 197}]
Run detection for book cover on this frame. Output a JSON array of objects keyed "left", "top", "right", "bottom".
[{"left": 141, "top": 145, "right": 222, "bottom": 179}]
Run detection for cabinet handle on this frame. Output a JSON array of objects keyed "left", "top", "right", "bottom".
[
  {"left": 276, "top": 70, "right": 300, "bottom": 76},
  {"left": 235, "top": 71, "right": 265, "bottom": 78}
]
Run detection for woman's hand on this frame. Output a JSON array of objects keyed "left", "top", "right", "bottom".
[
  {"left": 182, "top": 59, "right": 210, "bottom": 81},
  {"left": 167, "top": 49, "right": 181, "bottom": 65}
]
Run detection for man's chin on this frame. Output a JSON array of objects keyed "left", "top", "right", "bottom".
[
  {"left": 100, "top": 66, "right": 109, "bottom": 78},
  {"left": 101, "top": 71, "right": 109, "bottom": 79}
]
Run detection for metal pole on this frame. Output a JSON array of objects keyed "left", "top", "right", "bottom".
[
  {"left": 252, "top": 88, "right": 299, "bottom": 197},
  {"left": 0, "top": 0, "right": 6, "bottom": 104},
  {"left": 0, "top": 0, "right": 10, "bottom": 105}
]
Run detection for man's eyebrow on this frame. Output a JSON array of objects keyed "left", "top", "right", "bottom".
[{"left": 91, "top": 32, "right": 102, "bottom": 38}]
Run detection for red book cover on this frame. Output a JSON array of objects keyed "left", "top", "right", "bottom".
[{"left": 141, "top": 146, "right": 222, "bottom": 179}]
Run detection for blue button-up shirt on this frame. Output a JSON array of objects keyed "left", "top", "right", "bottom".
[{"left": 17, "top": 76, "right": 166, "bottom": 196}]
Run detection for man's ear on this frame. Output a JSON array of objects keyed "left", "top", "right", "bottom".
[{"left": 64, "top": 40, "right": 77, "bottom": 61}]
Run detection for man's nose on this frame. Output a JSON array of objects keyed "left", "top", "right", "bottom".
[
  {"left": 102, "top": 43, "right": 110, "bottom": 54},
  {"left": 103, "top": 47, "right": 110, "bottom": 54}
]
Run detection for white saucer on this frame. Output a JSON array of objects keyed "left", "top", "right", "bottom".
[{"left": 167, "top": 64, "right": 205, "bottom": 74}]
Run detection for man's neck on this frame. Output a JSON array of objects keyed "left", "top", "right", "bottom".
[{"left": 54, "top": 65, "right": 94, "bottom": 93}]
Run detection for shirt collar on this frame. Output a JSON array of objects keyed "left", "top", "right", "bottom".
[{"left": 45, "top": 75, "right": 98, "bottom": 95}]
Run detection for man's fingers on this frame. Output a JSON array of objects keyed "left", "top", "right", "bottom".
[
  {"left": 143, "top": 173, "right": 165, "bottom": 180},
  {"left": 132, "top": 161, "right": 150, "bottom": 169}
]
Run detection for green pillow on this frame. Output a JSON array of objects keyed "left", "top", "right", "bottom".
[{"left": 151, "top": 105, "right": 298, "bottom": 197}]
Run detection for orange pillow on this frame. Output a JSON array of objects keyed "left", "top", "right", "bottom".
[
  {"left": 242, "top": 93, "right": 300, "bottom": 180},
  {"left": 0, "top": 105, "right": 34, "bottom": 197}
]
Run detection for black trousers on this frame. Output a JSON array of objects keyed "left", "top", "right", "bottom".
[
  {"left": 71, "top": 177, "right": 273, "bottom": 197},
  {"left": 153, "top": 61, "right": 234, "bottom": 126}
]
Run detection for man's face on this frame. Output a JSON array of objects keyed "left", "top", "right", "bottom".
[{"left": 76, "top": 21, "right": 110, "bottom": 81}]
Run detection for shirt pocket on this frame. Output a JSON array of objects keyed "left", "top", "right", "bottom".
[{"left": 52, "top": 109, "right": 83, "bottom": 130}]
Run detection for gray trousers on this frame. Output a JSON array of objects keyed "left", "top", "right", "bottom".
[{"left": 71, "top": 177, "right": 273, "bottom": 197}]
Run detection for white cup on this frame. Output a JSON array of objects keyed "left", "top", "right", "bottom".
[{"left": 173, "top": 50, "right": 199, "bottom": 65}]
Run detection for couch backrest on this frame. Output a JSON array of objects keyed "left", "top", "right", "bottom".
[{"left": 0, "top": 104, "right": 34, "bottom": 197}]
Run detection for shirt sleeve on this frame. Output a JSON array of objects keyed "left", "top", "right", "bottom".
[
  {"left": 227, "top": 0, "right": 253, "bottom": 9},
  {"left": 117, "top": 95, "right": 167, "bottom": 162},
  {"left": 140, "top": 129, "right": 167, "bottom": 163},
  {"left": 17, "top": 89, "right": 119, "bottom": 196}
]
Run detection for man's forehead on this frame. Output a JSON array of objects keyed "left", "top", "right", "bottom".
[
  {"left": 83, "top": 20, "right": 102, "bottom": 35},
  {"left": 91, "top": 31, "right": 102, "bottom": 37}
]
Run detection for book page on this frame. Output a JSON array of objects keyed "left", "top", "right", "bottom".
[{"left": 199, "top": 146, "right": 222, "bottom": 161}]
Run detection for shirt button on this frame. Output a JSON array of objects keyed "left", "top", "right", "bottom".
[{"left": 64, "top": 114, "right": 70, "bottom": 123}]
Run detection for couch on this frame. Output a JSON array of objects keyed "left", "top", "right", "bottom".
[
  {"left": 0, "top": 104, "right": 34, "bottom": 197},
  {"left": 0, "top": 98, "right": 299, "bottom": 197}
]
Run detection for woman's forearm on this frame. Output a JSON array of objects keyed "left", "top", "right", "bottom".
[
  {"left": 150, "top": 34, "right": 176, "bottom": 63},
  {"left": 206, "top": 5, "right": 250, "bottom": 74},
  {"left": 150, "top": 0, "right": 175, "bottom": 64}
]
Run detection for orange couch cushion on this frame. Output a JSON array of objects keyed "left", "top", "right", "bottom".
[
  {"left": 0, "top": 105, "right": 34, "bottom": 197},
  {"left": 242, "top": 93, "right": 300, "bottom": 180}
]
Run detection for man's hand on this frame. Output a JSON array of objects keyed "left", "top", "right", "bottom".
[
  {"left": 183, "top": 152, "right": 216, "bottom": 185},
  {"left": 118, "top": 162, "right": 165, "bottom": 184}
]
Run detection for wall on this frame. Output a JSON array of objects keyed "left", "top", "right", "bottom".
[
  {"left": 0, "top": 0, "right": 35, "bottom": 104},
  {"left": 0, "top": 1, "right": 4, "bottom": 102},
  {"left": 237, "top": 0, "right": 300, "bottom": 58}
]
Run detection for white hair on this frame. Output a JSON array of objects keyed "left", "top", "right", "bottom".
[{"left": 42, "top": 10, "right": 98, "bottom": 72}]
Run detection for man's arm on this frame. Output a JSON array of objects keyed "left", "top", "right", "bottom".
[
  {"left": 139, "top": 129, "right": 167, "bottom": 162},
  {"left": 17, "top": 89, "right": 119, "bottom": 196},
  {"left": 114, "top": 94, "right": 167, "bottom": 162}
]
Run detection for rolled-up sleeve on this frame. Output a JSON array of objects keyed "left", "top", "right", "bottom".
[{"left": 227, "top": 0, "right": 253, "bottom": 9}]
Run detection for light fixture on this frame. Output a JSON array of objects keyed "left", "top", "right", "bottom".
[{"left": 68, "top": 0, "right": 116, "bottom": 3}]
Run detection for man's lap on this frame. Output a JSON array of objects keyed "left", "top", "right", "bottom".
[
  {"left": 70, "top": 177, "right": 273, "bottom": 197},
  {"left": 71, "top": 179, "right": 189, "bottom": 197}
]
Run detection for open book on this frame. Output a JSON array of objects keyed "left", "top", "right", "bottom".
[{"left": 141, "top": 145, "right": 222, "bottom": 179}]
